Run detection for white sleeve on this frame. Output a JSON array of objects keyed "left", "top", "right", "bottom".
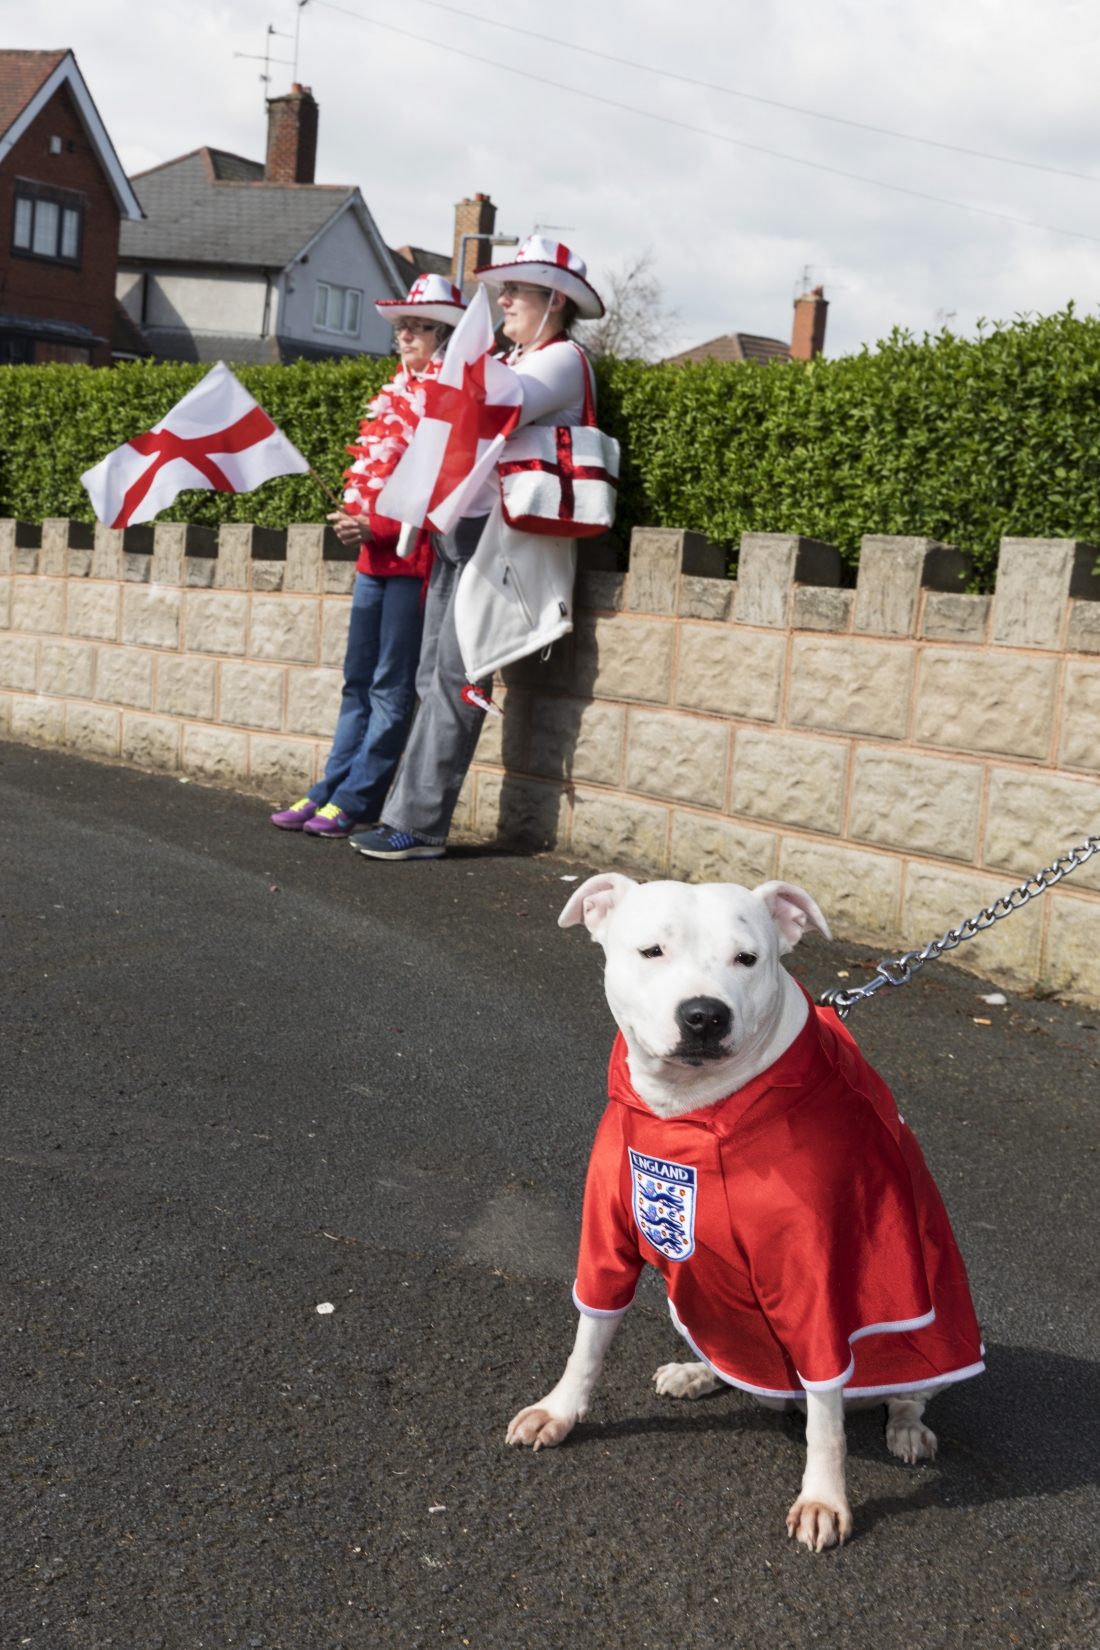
[{"left": 513, "top": 344, "right": 592, "bottom": 428}]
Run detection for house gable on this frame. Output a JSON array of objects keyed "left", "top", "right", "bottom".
[
  {"left": 0, "top": 51, "right": 135, "bottom": 363},
  {"left": 0, "top": 50, "right": 142, "bottom": 220},
  {"left": 278, "top": 198, "right": 400, "bottom": 359}
]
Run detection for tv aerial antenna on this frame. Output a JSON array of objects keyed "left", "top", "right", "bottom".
[{"left": 235, "top": 24, "right": 294, "bottom": 106}]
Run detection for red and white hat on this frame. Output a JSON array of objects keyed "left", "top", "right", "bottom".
[
  {"left": 375, "top": 273, "right": 468, "bottom": 325},
  {"left": 475, "top": 235, "right": 604, "bottom": 320}
]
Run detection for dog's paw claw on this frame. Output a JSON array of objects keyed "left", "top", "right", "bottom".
[
  {"left": 505, "top": 1406, "right": 574, "bottom": 1450},
  {"left": 785, "top": 1497, "right": 852, "bottom": 1552},
  {"left": 652, "top": 1361, "right": 722, "bottom": 1400},
  {"left": 885, "top": 1419, "right": 938, "bottom": 1464}
]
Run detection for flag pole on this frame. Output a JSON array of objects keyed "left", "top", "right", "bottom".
[{"left": 308, "top": 464, "right": 343, "bottom": 509}]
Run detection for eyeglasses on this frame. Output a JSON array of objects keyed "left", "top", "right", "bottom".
[
  {"left": 499, "top": 282, "right": 550, "bottom": 299},
  {"left": 393, "top": 319, "right": 438, "bottom": 334}
]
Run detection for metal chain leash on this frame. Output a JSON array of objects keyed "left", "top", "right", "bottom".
[{"left": 819, "top": 834, "right": 1100, "bottom": 1020}]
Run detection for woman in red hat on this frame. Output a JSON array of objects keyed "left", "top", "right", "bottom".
[
  {"left": 269, "top": 275, "right": 468, "bottom": 837},
  {"left": 351, "top": 238, "right": 605, "bottom": 861}
]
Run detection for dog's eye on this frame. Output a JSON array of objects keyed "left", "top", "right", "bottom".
[
  {"left": 639, "top": 945, "right": 664, "bottom": 959},
  {"left": 735, "top": 952, "right": 758, "bottom": 968}
]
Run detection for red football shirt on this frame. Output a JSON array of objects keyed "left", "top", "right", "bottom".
[{"left": 574, "top": 993, "right": 984, "bottom": 1398}]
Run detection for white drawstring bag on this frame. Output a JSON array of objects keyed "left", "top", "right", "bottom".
[{"left": 454, "top": 498, "right": 577, "bottom": 681}]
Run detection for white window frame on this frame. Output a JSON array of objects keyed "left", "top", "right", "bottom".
[
  {"left": 313, "top": 281, "right": 363, "bottom": 338},
  {"left": 12, "top": 186, "right": 83, "bottom": 266}
]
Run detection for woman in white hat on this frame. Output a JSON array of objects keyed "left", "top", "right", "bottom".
[
  {"left": 270, "top": 274, "right": 468, "bottom": 837},
  {"left": 350, "top": 237, "right": 605, "bottom": 861}
]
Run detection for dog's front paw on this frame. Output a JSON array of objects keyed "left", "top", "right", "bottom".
[
  {"left": 885, "top": 1408, "right": 937, "bottom": 1464},
  {"left": 785, "top": 1495, "right": 852, "bottom": 1552},
  {"left": 652, "top": 1361, "right": 723, "bottom": 1400},
  {"left": 505, "top": 1406, "right": 575, "bottom": 1451}
]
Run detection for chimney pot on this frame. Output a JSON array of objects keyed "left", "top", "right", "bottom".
[{"left": 266, "top": 85, "right": 319, "bottom": 185}]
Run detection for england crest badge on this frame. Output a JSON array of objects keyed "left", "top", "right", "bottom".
[{"left": 628, "top": 1149, "right": 697, "bottom": 1262}]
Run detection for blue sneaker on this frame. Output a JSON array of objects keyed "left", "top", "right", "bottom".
[{"left": 349, "top": 825, "right": 445, "bottom": 860}]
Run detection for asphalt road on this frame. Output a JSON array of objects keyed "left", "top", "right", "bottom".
[{"left": 2, "top": 741, "right": 1099, "bottom": 1650}]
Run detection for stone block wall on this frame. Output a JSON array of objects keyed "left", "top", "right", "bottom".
[
  {"left": 0, "top": 517, "right": 356, "bottom": 799},
  {"left": 3, "top": 516, "right": 1099, "bottom": 1003},
  {"left": 461, "top": 528, "right": 1100, "bottom": 1005}
]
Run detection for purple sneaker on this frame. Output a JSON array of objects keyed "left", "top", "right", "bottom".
[
  {"left": 270, "top": 796, "right": 317, "bottom": 830},
  {"left": 302, "top": 803, "right": 358, "bottom": 838}
]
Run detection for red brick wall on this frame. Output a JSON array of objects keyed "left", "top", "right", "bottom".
[{"left": 0, "top": 81, "right": 121, "bottom": 366}]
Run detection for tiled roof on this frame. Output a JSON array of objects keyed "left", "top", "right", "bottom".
[
  {"left": 208, "top": 148, "right": 265, "bottom": 184},
  {"left": 0, "top": 49, "right": 66, "bottom": 138},
  {"left": 666, "top": 332, "right": 791, "bottom": 366},
  {"left": 390, "top": 243, "right": 452, "bottom": 289},
  {"left": 121, "top": 148, "right": 358, "bottom": 268}
]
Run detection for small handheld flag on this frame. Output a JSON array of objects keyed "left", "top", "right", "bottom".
[
  {"left": 376, "top": 286, "right": 524, "bottom": 538},
  {"left": 81, "top": 361, "right": 312, "bottom": 528}
]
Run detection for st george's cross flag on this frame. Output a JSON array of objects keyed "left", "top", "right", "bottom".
[
  {"left": 376, "top": 285, "right": 523, "bottom": 542},
  {"left": 81, "top": 362, "right": 310, "bottom": 529}
]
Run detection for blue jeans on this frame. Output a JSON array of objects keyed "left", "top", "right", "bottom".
[{"left": 309, "top": 572, "right": 424, "bottom": 822}]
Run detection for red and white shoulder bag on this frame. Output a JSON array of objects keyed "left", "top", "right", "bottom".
[{"left": 497, "top": 348, "right": 620, "bottom": 538}]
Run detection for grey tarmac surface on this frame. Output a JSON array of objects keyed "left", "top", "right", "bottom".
[{"left": 1, "top": 741, "right": 1099, "bottom": 1650}]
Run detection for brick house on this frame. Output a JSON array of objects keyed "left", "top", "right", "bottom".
[
  {"left": 116, "top": 86, "right": 409, "bottom": 364},
  {"left": 0, "top": 50, "right": 143, "bottom": 365}
]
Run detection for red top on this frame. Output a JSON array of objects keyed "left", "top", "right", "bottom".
[{"left": 574, "top": 994, "right": 984, "bottom": 1398}]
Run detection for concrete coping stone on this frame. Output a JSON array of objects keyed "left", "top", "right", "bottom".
[
  {"left": 854, "top": 536, "right": 973, "bottom": 639},
  {"left": 0, "top": 519, "right": 42, "bottom": 548},
  {"left": 736, "top": 534, "right": 842, "bottom": 628}
]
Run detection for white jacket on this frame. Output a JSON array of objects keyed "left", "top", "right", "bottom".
[
  {"left": 454, "top": 341, "right": 592, "bottom": 681},
  {"left": 454, "top": 500, "right": 576, "bottom": 680}
]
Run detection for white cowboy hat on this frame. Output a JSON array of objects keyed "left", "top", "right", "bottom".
[
  {"left": 375, "top": 273, "right": 468, "bottom": 325},
  {"left": 475, "top": 235, "right": 605, "bottom": 320}
]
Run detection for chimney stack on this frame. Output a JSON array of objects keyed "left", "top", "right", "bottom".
[
  {"left": 452, "top": 192, "right": 496, "bottom": 286},
  {"left": 790, "top": 285, "right": 828, "bottom": 361},
  {"left": 265, "top": 84, "right": 319, "bottom": 184}
]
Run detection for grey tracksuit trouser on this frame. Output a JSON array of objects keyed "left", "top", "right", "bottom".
[{"left": 381, "top": 514, "right": 491, "bottom": 845}]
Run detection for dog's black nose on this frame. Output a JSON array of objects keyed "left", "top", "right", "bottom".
[{"left": 676, "top": 996, "right": 732, "bottom": 1042}]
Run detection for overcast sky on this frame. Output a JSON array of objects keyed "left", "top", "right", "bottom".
[{"left": 16, "top": 0, "right": 1100, "bottom": 356}]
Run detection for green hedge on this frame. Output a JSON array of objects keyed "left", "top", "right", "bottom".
[
  {"left": 5, "top": 308, "right": 1100, "bottom": 586},
  {"left": 0, "top": 356, "right": 396, "bottom": 533}
]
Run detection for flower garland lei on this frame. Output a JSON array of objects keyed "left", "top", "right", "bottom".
[{"left": 342, "top": 357, "right": 443, "bottom": 516}]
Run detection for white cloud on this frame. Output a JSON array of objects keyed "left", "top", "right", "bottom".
[{"left": 22, "top": 0, "right": 1100, "bottom": 355}]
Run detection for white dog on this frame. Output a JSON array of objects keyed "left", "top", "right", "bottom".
[{"left": 506, "top": 875, "right": 984, "bottom": 1551}]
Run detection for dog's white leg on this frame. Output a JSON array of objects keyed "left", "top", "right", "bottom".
[
  {"left": 652, "top": 1360, "right": 723, "bottom": 1399},
  {"left": 505, "top": 1313, "right": 620, "bottom": 1451},
  {"left": 885, "top": 1391, "right": 937, "bottom": 1463},
  {"left": 785, "top": 1386, "right": 853, "bottom": 1551}
]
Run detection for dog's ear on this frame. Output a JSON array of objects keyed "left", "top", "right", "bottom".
[
  {"left": 559, "top": 872, "right": 637, "bottom": 940},
  {"left": 753, "top": 881, "right": 832, "bottom": 953}
]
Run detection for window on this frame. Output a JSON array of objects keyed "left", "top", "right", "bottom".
[
  {"left": 314, "top": 281, "right": 363, "bottom": 336},
  {"left": 11, "top": 179, "right": 83, "bottom": 265}
]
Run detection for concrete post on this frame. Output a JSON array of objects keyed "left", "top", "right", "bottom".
[
  {"left": 993, "top": 538, "right": 1100, "bottom": 650},
  {"left": 40, "top": 519, "right": 94, "bottom": 578},
  {"left": 0, "top": 519, "right": 41, "bottom": 575},
  {"left": 151, "top": 523, "right": 218, "bottom": 586},
  {"left": 627, "top": 528, "right": 724, "bottom": 616},
  {"left": 285, "top": 524, "right": 348, "bottom": 594},
  {"left": 216, "top": 524, "right": 287, "bottom": 590},
  {"left": 854, "top": 536, "right": 971, "bottom": 638},
  {"left": 735, "top": 533, "right": 841, "bottom": 628}
]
